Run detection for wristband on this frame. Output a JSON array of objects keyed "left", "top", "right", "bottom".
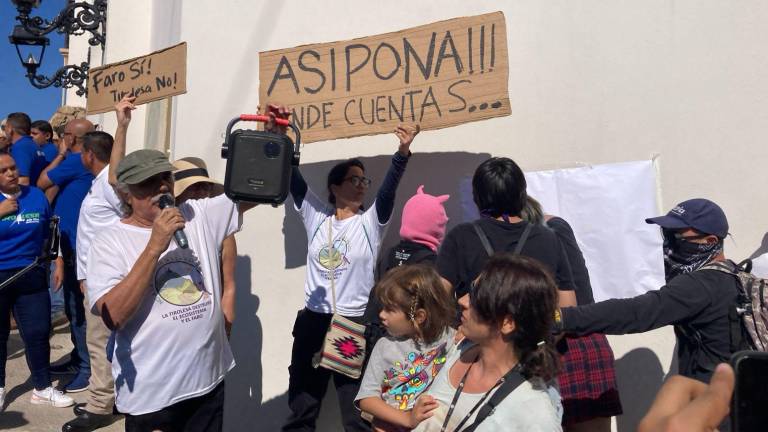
[{"left": 552, "top": 308, "right": 564, "bottom": 334}]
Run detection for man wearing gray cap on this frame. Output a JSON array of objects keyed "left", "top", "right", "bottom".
[
  {"left": 557, "top": 199, "right": 749, "bottom": 385},
  {"left": 85, "top": 148, "right": 253, "bottom": 431}
]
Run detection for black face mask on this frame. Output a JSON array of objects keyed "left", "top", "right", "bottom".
[{"left": 663, "top": 230, "right": 723, "bottom": 281}]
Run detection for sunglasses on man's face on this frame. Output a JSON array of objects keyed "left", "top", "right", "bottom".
[{"left": 344, "top": 175, "right": 372, "bottom": 188}]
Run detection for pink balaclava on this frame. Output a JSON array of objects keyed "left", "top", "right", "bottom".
[{"left": 399, "top": 185, "right": 450, "bottom": 252}]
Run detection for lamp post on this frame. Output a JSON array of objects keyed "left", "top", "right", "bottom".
[
  {"left": 12, "top": 0, "right": 107, "bottom": 46},
  {"left": 8, "top": 0, "right": 108, "bottom": 96}
]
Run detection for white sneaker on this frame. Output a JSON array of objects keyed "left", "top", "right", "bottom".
[
  {"left": 30, "top": 386, "right": 74, "bottom": 408},
  {"left": 0, "top": 387, "right": 5, "bottom": 411}
]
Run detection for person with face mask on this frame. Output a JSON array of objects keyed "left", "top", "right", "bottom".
[{"left": 556, "top": 199, "right": 746, "bottom": 388}]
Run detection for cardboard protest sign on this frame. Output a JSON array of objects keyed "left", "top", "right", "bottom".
[
  {"left": 86, "top": 42, "right": 187, "bottom": 114},
  {"left": 259, "top": 12, "right": 510, "bottom": 143}
]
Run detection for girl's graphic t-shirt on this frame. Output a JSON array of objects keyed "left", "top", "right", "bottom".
[{"left": 355, "top": 328, "right": 456, "bottom": 411}]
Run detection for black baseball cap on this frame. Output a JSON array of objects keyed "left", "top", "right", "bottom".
[{"left": 645, "top": 198, "right": 729, "bottom": 238}]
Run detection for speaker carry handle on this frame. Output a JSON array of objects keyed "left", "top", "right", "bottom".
[{"left": 222, "top": 114, "right": 302, "bottom": 166}]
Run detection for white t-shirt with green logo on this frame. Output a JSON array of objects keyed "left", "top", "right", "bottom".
[
  {"left": 297, "top": 189, "right": 387, "bottom": 317},
  {"left": 86, "top": 194, "right": 240, "bottom": 415}
]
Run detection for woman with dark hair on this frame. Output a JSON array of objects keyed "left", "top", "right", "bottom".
[
  {"left": 412, "top": 254, "right": 562, "bottom": 431},
  {"left": 437, "top": 157, "right": 577, "bottom": 308},
  {"left": 522, "top": 196, "right": 622, "bottom": 432},
  {"left": 274, "top": 102, "right": 420, "bottom": 431},
  {"left": 0, "top": 153, "right": 74, "bottom": 410}
]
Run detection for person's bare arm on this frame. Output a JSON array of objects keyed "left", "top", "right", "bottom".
[
  {"left": 639, "top": 363, "right": 733, "bottom": 432},
  {"left": 96, "top": 208, "right": 184, "bottom": 330},
  {"left": 37, "top": 139, "right": 68, "bottom": 191},
  {"left": 221, "top": 234, "right": 237, "bottom": 337},
  {"left": 109, "top": 96, "right": 136, "bottom": 186},
  {"left": 17, "top": 176, "right": 30, "bottom": 186},
  {"left": 558, "top": 290, "right": 577, "bottom": 308},
  {"left": 359, "top": 395, "right": 437, "bottom": 430},
  {"left": 44, "top": 186, "right": 59, "bottom": 204}
]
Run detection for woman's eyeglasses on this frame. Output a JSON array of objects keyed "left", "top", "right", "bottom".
[{"left": 344, "top": 175, "right": 372, "bottom": 187}]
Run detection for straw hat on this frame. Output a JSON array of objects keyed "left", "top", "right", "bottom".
[{"left": 172, "top": 157, "right": 222, "bottom": 197}]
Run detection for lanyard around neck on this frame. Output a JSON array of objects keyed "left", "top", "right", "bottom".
[{"left": 440, "top": 356, "right": 520, "bottom": 432}]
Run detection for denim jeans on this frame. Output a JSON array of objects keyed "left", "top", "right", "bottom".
[
  {"left": 62, "top": 255, "right": 90, "bottom": 376},
  {"left": 0, "top": 265, "right": 52, "bottom": 390}
]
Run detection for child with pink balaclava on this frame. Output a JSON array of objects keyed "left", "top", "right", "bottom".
[{"left": 364, "top": 185, "right": 450, "bottom": 349}]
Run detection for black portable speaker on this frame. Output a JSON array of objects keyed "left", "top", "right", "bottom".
[{"left": 221, "top": 115, "right": 301, "bottom": 205}]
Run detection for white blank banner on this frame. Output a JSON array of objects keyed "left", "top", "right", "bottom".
[{"left": 525, "top": 160, "right": 665, "bottom": 301}]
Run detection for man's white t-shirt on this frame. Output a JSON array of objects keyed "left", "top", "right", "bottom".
[
  {"left": 752, "top": 253, "right": 768, "bottom": 279},
  {"left": 76, "top": 165, "right": 122, "bottom": 280},
  {"left": 297, "top": 189, "right": 387, "bottom": 317},
  {"left": 86, "top": 194, "right": 240, "bottom": 415}
]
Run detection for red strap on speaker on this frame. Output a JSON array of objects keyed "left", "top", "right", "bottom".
[{"left": 239, "top": 114, "right": 290, "bottom": 126}]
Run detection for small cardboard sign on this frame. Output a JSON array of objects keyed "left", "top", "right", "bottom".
[
  {"left": 86, "top": 42, "right": 187, "bottom": 114},
  {"left": 259, "top": 12, "right": 510, "bottom": 143}
]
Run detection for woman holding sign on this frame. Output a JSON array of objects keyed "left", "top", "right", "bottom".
[{"left": 266, "top": 105, "right": 419, "bottom": 432}]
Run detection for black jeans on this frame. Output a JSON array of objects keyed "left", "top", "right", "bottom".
[
  {"left": 282, "top": 308, "right": 370, "bottom": 432},
  {"left": 0, "top": 266, "right": 51, "bottom": 390},
  {"left": 124, "top": 381, "right": 225, "bottom": 432}
]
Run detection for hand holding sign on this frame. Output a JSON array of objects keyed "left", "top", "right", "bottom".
[
  {"left": 115, "top": 95, "right": 137, "bottom": 128},
  {"left": 263, "top": 104, "right": 292, "bottom": 135},
  {"left": 395, "top": 123, "right": 420, "bottom": 157}
]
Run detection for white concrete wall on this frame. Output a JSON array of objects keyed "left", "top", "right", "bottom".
[{"left": 66, "top": 1, "right": 768, "bottom": 430}]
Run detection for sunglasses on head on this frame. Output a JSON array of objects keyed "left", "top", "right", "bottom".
[{"left": 454, "top": 279, "right": 479, "bottom": 301}]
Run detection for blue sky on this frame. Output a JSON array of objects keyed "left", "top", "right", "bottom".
[{"left": 0, "top": 0, "right": 67, "bottom": 122}]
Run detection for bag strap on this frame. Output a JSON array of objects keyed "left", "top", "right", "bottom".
[
  {"left": 473, "top": 222, "right": 533, "bottom": 257},
  {"left": 462, "top": 367, "right": 526, "bottom": 432},
  {"left": 514, "top": 223, "right": 533, "bottom": 255},
  {"left": 328, "top": 218, "right": 337, "bottom": 314},
  {"left": 472, "top": 223, "right": 494, "bottom": 256}
]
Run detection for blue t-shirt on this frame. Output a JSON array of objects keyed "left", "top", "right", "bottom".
[
  {"left": 10, "top": 135, "right": 48, "bottom": 186},
  {"left": 41, "top": 142, "right": 58, "bottom": 163},
  {"left": 48, "top": 153, "right": 95, "bottom": 254},
  {"left": 0, "top": 186, "right": 51, "bottom": 270}
]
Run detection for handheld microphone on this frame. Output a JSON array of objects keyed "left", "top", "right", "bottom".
[{"left": 157, "top": 194, "right": 189, "bottom": 249}]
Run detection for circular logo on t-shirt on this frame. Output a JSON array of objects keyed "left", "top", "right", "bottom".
[
  {"left": 154, "top": 254, "right": 208, "bottom": 306},
  {"left": 318, "top": 238, "right": 349, "bottom": 270}
]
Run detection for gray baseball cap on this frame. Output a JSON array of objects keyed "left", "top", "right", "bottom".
[{"left": 116, "top": 149, "right": 174, "bottom": 185}]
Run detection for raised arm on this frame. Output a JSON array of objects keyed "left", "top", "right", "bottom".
[
  {"left": 375, "top": 124, "right": 419, "bottom": 224},
  {"left": 36, "top": 138, "right": 69, "bottom": 191},
  {"left": 109, "top": 96, "right": 136, "bottom": 186}
]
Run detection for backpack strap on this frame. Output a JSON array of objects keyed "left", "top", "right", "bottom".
[
  {"left": 473, "top": 222, "right": 533, "bottom": 257},
  {"left": 462, "top": 367, "right": 526, "bottom": 432},
  {"left": 472, "top": 223, "right": 494, "bottom": 256},
  {"left": 513, "top": 223, "right": 533, "bottom": 255}
]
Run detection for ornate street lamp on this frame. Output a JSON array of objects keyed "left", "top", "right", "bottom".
[
  {"left": 8, "top": 0, "right": 108, "bottom": 96},
  {"left": 9, "top": 24, "right": 90, "bottom": 95},
  {"left": 12, "top": 0, "right": 107, "bottom": 46}
]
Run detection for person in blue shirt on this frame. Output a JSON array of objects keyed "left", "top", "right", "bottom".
[
  {"left": 37, "top": 118, "right": 96, "bottom": 393},
  {"left": 31, "top": 120, "right": 59, "bottom": 163},
  {"left": 5, "top": 112, "right": 47, "bottom": 186},
  {"left": 0, "top": 152, "right": 75, "bottom": 409}
]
